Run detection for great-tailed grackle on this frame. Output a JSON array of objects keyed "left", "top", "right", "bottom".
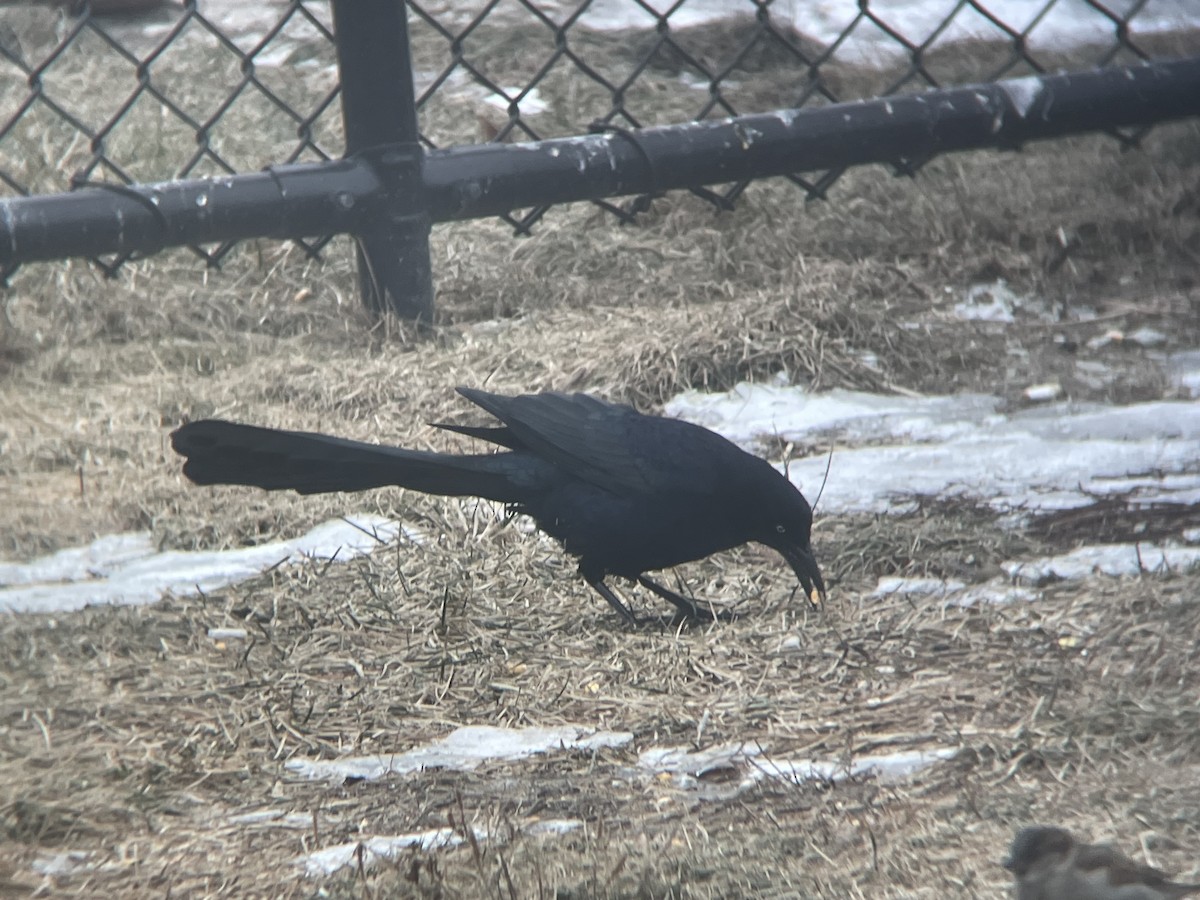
[{"left": 170, "top": 387, "right": 825, "bottom": 624}]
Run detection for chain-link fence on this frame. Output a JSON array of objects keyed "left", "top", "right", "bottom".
[{"left": 0, "top": 0, "right": 1197, "bottom": 316}]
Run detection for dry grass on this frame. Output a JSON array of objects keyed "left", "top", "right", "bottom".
[
  {"left": 2, "top": 551, "right": 1199, "bottom": 898},
  {"left": 2, "top": 8, "right": 1200, "bottom": 899}
]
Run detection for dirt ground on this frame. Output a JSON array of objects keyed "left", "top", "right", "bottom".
[{"left": 2, "top": 8, "right": 1200, "bottom": 899}]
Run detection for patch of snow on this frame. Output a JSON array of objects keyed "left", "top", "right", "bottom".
[
  {"left": 954, "top": 280, "right": 1025, "bottom": 322},
  {"left": 300, "top": 828, "right": 471, "bottom": 877},
  {"left": 525, "top": 818, "right": 585, "bottom": 836},
  {"left": 0, "top": 516, "right": 408, "bottom": 615},
  {"left": 227, "top": 809, "right": 314, "bottom": 828},
  {"left": 639, "top": 742, "right": 756, "bottom": 777},
  {"left": 1127, "top": 327, "right": 1168, "bottom": 348},
  {"left": 871, "top": 576, "right": 1038, "bottom": 605},
  {"left": 666, "top": 383, "right": 1000, "bottom": 446},
  {"left": 0, "top": 533, "right": 155, "bottom": 587},
  {"left": 638, "top": 741, "right": 956, "bottom": 797},
  {"left": 871, "top": 577, "right": 967, "bottom": 597},
  {"left": 952, "top": 583, "right": 1040, "bottom": 606},
  {"left": 575, "top": 0, "right": 1200, "bottom": 65},
  {"left": 667, "top": 383, "right": 1200, "bottom": 515},
  {"left": 298, "top": 817, "right": 582, "bottom": 877},
  {"left": 771, "top": 748, "right": 958, "bottom": 782},
  {"left": 286, "top": 725, "right": 634, "bottom": 783},
  {"left": 1005, "top": 543, "right": 1200, "bottom": 584},
  {"left": 31, "top": 851, "right": 92, "bottom": 877},
  {"left": 98, "top": 0, "right": 1200, "bottom": 85}
]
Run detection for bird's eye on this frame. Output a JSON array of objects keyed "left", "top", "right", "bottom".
[{"left": 775, "top": 524, "right": 786, "bottom": 534}]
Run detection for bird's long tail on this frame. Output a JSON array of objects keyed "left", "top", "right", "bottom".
[{"left": 171, "top": 420, "right": 531, "bottom": 501}]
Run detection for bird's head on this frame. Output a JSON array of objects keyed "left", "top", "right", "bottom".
[
  {"left": 756, "top": 479, "right": 826, "bottom": 606},
  {"left": 1002, "top": 826, "right": 1075, "bottom": 877}
]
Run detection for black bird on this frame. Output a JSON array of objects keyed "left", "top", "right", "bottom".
[{"left": 170, "top": 387, "right": 825, "bottom": 624}]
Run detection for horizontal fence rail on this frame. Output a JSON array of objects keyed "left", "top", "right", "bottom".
[
  {"left": 2, "top": 57, "right": 1198, "bottom": 265},
  {"left": 420, "top": 58, "right": 1200, "bottom": 221},
  {"left": 0, "top": 0, "right": 1197, "bottom": 318}
]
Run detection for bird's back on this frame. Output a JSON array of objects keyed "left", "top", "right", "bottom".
[
  {"left": 456, "top": 389, "right": 797, "bottom": 576},
  {"left": 459, "top": 387, "right": 752, "bottom": 499}
]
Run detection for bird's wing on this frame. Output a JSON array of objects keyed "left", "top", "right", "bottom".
[
  {"left": 432, "top": 422, "right": 522, "bottom": 450},
  {"left": 457, "top": 387, "right": 653, "bottom": 493},
  {"left": 1075, "top": 843, "right": 1176, "bottom": 887}
]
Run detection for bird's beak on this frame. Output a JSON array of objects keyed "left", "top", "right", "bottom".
[{"left": 781, "top": 544, "right": 826, "bottom": 607}]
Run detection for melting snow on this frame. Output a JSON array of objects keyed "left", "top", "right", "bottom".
[
  {"left": 124, "top": 1, "right": 1200, "bottom": 75},
  {"left": 1128, "top": 327, "right": 1169, "bottom": 348},
  {"left": 871, "top": 542, "right": 1200, "bottom": 602},
  {"left": 954, "top": 280, "right": 1027, "bottom": 322},
  {"left": 1005, "top": 543, "right": 1200, "bottom": 584},
  {"left": 872, "top": 576, "right": 968, "bottom": 597},
  {"left": 638, "top": 741, "right": 956, "bottom": 798},
  {"left": 872, "top": 576, "right": 1039, "bottom": 605},
  {"left": 0, "top": 516, "right": 411, "bottom": 615},
  {"left": 667, "top": 383, "right": 1200, "bottom": 515},
  {"left": 575, "top": 0, "right": 1200, "bottom": 63},
  {"left": 226, "top": 809, "right": 314, "bottom": 828},
  {"left": 299, "top": 819, "right": 584, "bottom": 877},
  {"left": 293, "top": 731, "right": 951, "bottom": 876},
  {"left": 31, "top": 851, "right": 92, "bottom": 877},
  {"left": 300, "top": 828, "right": 471, "bottom": 877},
  {"left": 754, "top": 748, "right": 958, "bottom": 783},
  {"left": 286, "top": 725, "right": 635, "bottom": 783},
  {"left": 952, "top": 583, "right": 1042, "bottom": 606}
]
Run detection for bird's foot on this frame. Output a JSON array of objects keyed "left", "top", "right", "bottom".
[
  {"left": 587, "top": 575, "right": 737, "bottom": 628},
  {"left": 636, "top": 575, "right": 733, "bottom": 625}
]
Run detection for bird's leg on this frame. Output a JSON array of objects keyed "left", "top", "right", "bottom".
[
  {"left": 635, "top": 575, "right": 718, "bottom": 622},
  {"left": 585, "top": 577, "right": 641, "bottom": 627}
]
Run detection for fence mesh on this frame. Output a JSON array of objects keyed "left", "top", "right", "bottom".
[{"left": 0, "top": 0, "right": 1195, "bottom": 270}]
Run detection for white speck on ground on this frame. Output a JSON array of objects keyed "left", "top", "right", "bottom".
[
  {"left": 953, "top": 280, "right": 1025, "bottom": 322},
  {"left": 1023, "top": 382, "right": 1062, "bottom": 402}
]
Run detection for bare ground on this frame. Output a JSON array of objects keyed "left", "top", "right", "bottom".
[{"left": 2, "top": 9, "right": 1200, "bottom": 899}]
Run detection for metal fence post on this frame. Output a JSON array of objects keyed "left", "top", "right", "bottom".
[{"left": 330, "top": 0, "right": 433, "bottom": 321}]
